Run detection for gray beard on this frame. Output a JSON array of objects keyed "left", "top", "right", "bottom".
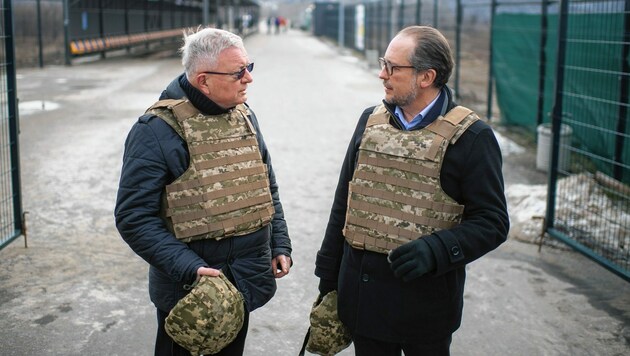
[{"left": 386, "top": 79, "right": 418, "bottom": 108}]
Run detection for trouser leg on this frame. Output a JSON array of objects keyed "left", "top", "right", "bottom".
[{"left": 353, "top": 333, "right": 452, "bottom": 356}]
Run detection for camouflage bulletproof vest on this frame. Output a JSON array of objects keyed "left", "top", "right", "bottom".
[
  {"left": 146, "top": 99, "right": 275, "bottom": 242},
  {"left": 343, "top": 104, "right": 479, "bottom": 254}
]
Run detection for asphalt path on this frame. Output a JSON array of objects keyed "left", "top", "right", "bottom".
[{"left": 0, "top": 29, "right": 628, "bottom": 355}]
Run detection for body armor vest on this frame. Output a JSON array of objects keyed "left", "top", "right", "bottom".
[
  {"left": 343, "top": 104, "right": 479, "bottom": 254},
  {"left": 146, "top": 99, "right": 275, "bottom": 243}
]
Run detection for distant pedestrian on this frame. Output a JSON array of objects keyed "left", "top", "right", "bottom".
[
  {"left": 313, "top": 25, "right": 509, "bottom": 355},
  {"left": 114, "top": 27, "right": 292, "bottom": 356}
]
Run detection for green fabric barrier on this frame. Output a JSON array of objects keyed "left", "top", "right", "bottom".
[{"left": 493, "top": 12, "right": 630, "bottom": 182}]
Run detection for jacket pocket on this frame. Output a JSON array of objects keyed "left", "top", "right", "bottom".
[{"left": 228, "top": 246, "right": 277, "bottom": 312}]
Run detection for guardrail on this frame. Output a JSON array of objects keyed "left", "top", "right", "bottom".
[{"left": 69, "top": 28, "right": 184, "bottom": 56}]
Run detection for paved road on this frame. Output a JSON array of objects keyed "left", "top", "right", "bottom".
[{"left": 1, "top": 29, "right": 628, "bottom": 355}]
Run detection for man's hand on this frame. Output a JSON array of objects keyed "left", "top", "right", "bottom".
[
  {"left": 272, "top": 255, "right": 291, "bottom": 278},
  {"left": 388, "top": 239, "right": 436, "bottom": 282},
  {"left": 197, "top": 266, "right": 221, "bottom": 277}
]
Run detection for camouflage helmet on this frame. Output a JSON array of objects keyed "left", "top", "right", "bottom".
[
  {"left": 306, "top": 291, "right": 352, "bottom": 355},
  {"left": 165, "top": 273, "right": 244, "bottom": 355}
]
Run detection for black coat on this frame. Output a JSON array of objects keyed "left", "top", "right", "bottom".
[
  {"left": 315, "top": 87, "right": 509, "bottom": 343},
  {"left": 115, "top": 74, "right": 291, "bottom": 313}
]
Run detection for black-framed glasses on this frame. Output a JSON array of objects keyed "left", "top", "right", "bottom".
[
  {"left": 203, "top": 62, "right": 254, "bottom": 80},
  {"left": 378, "top": 57, "right": 415, "bottom": 76}
]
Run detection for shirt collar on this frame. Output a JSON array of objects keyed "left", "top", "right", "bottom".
[{"left": 394, "top": 92, "right": 441, "bottom": 131}]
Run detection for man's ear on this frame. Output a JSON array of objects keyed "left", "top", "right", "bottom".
[
  {"left": 418, "top": 69, "right": 437, "bottom": 89},
  {"left": 194, "top": 74, "right": 211, "bottom": 95}
]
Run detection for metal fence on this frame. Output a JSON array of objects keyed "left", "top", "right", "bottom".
[
  {"left": 0, "top": 0, "right": 24, "bottom": 251},
  {"left": 311, "top": 0, "right": 630, "bottom": 281},
  {"left": 545, "top": 0, "right": 630, "bottom": 281},
  {"left": 312, "top": 0, "right": 492, "bottom": 116},
  {"left": 12, "top": 0, "right": 261, "bottom": 68}
]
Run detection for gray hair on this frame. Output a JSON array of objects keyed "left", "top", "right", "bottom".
[
  {"left": 397, "top": 26, "right": 454, "bottom": 88},
  {"left": 179, "top": 27, "right": 246, "bottom": 79}
]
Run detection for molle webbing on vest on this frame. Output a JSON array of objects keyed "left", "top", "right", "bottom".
[
  {"left": 147, "top": 99, "right": 275, "bottom": 242},
  {"left": 357, "top": 152, "right": 440, "bottom": 178},
  {"left": 165, "top": 165, "right": 267, "bottom": 193},
  {"left": 166, "top": 179, "right": 269, "bottom": 208},
  {"left": 343, "top": 104, "right": 477, "bottom": 254},
  {"left": 344, "top": 229, "right": 413, "bottom": 252},
  {"left": 349, "top": 183, "right": 464, "bottom": 215},
  {"left": 353, "top": 170, "right": 437, "bottom": 194},
  {"left": 346, "top": 197, "right": 458, "bottom": 229},
  {"left": 173, "top": 205, "right": 275, "bottom": 240},
  {"left": 190, "top": 137, "right": 258, "bottom": 154}
]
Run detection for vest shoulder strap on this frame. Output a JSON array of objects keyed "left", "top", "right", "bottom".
[
  {"left": 425, "top": 105, "right": 475, "bottom": 142},
  {"left": 147, "top": 99, "right": 201, "bottom": 122},
  {"left": 366, "top": 104, "right": 389, "bottom": 127},
  {"left": 145, "top": 99, "right": 192, "bottom": 139},
  {"left": 424, "top": 105, "right": 478, "bottom": 160},
  {"left": 443, "top": 105, "right": 473, "bottom": 125},
  {"left": 233, "top": 104, "right": 257, "bottom": 135},
  {"left": 146, "top": 99, "right": 184, "bottom": 112}
]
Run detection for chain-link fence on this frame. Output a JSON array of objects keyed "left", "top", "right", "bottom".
[
  {"left": 311, "top": 0, "right": 630, "bottom": 281},
  {"left": 0, "top": 0, "right": 24, "bottom": 251},
  {"left": 544, "top": 0, "right": 630, "bottom": 281}
]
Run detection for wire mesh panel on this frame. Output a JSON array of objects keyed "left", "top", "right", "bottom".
[
  {"left": 0, "top": 0, "right": 23, "bottom": 250},
  {"left": 547, "top": 0, "right": 630, "bottom": 281}
]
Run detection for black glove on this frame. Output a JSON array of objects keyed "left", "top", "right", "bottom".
[
  {"left": 318, "top": 278, "right": 337, "bottom": 295},
  {"left": 388, "top": 239, "right": 436, "bottom": 282}
]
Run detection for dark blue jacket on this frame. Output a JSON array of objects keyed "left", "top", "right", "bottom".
[
  {"left": 115, "top": 74, "right": 291, "bottom": 313},
  {"left": 315, "top": 87, "right": 509, "bottom": 343}
]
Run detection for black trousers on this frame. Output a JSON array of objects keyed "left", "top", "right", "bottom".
[
  {"left": 353, "top": 333, "right": 452, "bottom": 356},
  {"left": 155, "top": 308, "right": 250, "bottom": 356}
]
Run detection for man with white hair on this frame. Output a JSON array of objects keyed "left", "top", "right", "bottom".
[{"left": 115, "top": 27, "right": 292, "bottom": 356}]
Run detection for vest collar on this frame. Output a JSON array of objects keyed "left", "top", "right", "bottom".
[{"left": 177, "top": 74, "right": 231, "bottom": 116}]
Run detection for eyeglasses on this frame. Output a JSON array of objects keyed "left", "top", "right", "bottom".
[
  {"left": 203, "top": 62, "right": 254, "bottom": 80},
  {"left": 378, "top": 57, "right": 415, "bottom": 76}
]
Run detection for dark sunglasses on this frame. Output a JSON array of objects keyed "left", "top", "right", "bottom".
[{"left": 203, "top": 62, "right": 254, "bottom": 80}]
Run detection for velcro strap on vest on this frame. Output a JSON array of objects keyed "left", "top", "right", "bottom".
[
  {"left": 166, "top": 165, "right": 267, "bottom": 193},
  {"left": 349, "top": 183, "right": 464, "bottom": 215},
  {"left": 347, "top": 198, "right": 459, "bottom": 230},
  {"left": 424, "top": 106, "right": 474, "bottom": 161},
  {"left": 167, "top": 193, "right": 273, "bottom": 222},
  {"left": 190, "top": 137, "right": 258, "bottom": 155},
  {"left": 357, "top": 152, "right": 439, "bottom": 178},
  {"left": 345, "top": 215, "right": 417, "bottom": 240},
  {"left": 195, "top": 152, "right": 263, "bottom": 170},
  {"left": 174, "top": 205, "right": 275, "bottom": 239},
  {"left": 343, "top": 229, "right": 411, "bottom": 252},
  {"left": 167, "top": 179, "right": 270, "bottom": 208},
  {"left": 354, "top": 170, "right": 437, "bottom": 194}
]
